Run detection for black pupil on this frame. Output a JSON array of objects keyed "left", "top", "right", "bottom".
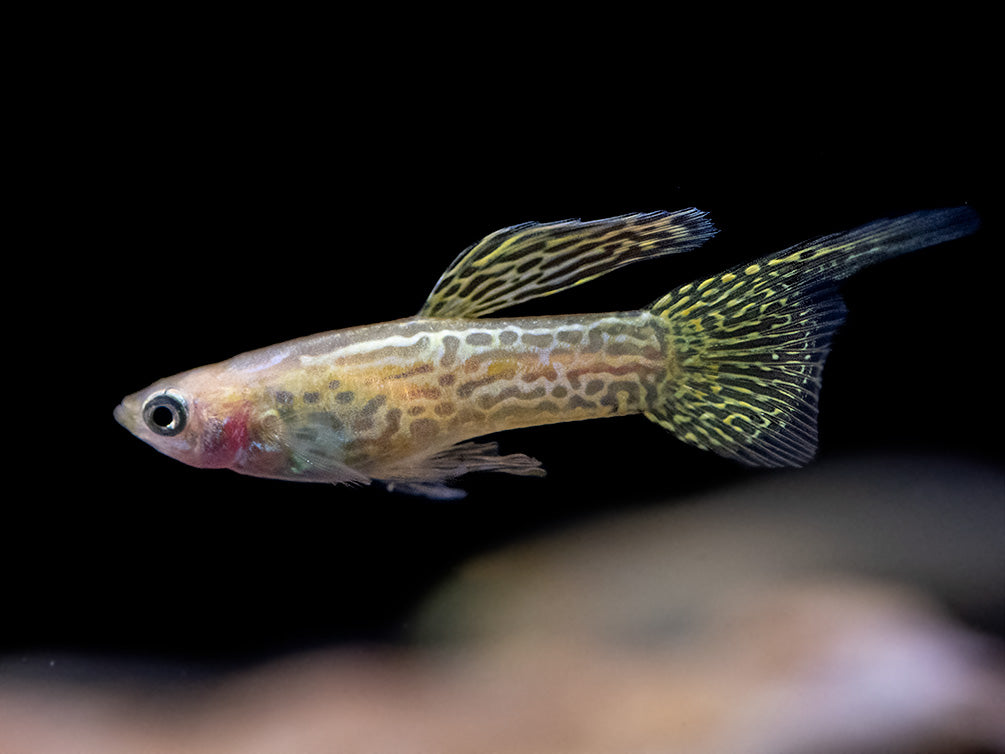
[
  {"left": 144, "top": 395, "right": 186, "bottom": 436},
  {"left": 150, "top": 404, "right": 176, "bottom": 428}
]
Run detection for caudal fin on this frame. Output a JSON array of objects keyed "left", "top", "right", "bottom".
[{"left": 645, "top": 207, "right": 980, "bottom": 467}]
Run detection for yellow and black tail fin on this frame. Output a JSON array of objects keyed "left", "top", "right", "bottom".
[{"left": 645, "top": 207, "right": 980, "bottom": 467}]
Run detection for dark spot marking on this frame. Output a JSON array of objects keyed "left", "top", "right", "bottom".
[
  {"left": 391, "top": 363, "right": 434, "bottom": 379},
  {"left": 607, "top": 342, "right": 645, "bottom": 357},
  {"left": 328, "top": 380, "right": 341, "bottom": 390},
  {"left": 521, "top": 365, "right": 558, "bottom": 382},
  {"left": 469, "top": 284, "right": 503, "bottom": 304},
  {"left": 585, "top": 379, "right": 605, "bottom": 396},
  {"left": 534, "top": 400, "right": 560, "bottom": 413},
  {"left": 488, "top": 274, "right": 543, "bottom": 302},
  {"left": 476, "top": 385, "right": 546, "bottom": 409},
  {"left": 303, "top": 392, "right": 320, "bottom": 404},
  {"left": 336, "top": 391, "right": 355, "bottom": 404},
  {"left": 450, "top": 407, "right": 485, "bottom": 425},
  {"left": 383, "top": 408, "right": 402, "bottom": 436},
  {"left": 409, "top": 417, "right": 439, "bottom": 441},
  {"left": 275, "top": 390, "right": 294, "bottom": 405},
  {"left": 434, "top": 401, "right": 455, "bottom": 416},
  {"left": 456, "top": 372, "right": 511, "bottom": 398},
  {"left": 458, "top": 272, "right": 495, "bottom": 299},
  {"left": 600, "top": 380, "right": 641, "bottom": 410},
  {"left": 460, "top": 347, "right": 520, "bottom": 369},
  {"left": 441, "top": 335, "right": 460, "bottom": 368},
  {"left": 568, "top": 394, "right": 596, "bottom": 410},
  {"left": 410, "top": 386, "right": 442, "bottom": 400},
  {"left": 465, "top": 332, "right": 493, "bottom": 346},
  {"left": 551, "top": 385, "right": 568, "bottom": 398},
  {"left": 557, "top": 330, "right": 583, "bottom": 345},
  {"left": 538, "top": 240, "right": 604, "bottom": 269},
  {"left": 438, "top": 373, "right": 456, "bottom": 386},
  {"left": 515, "top": 257, "right": 540, "bottom": 273},
  {"left": 521, "top": 332, "right": 553, "bottom": 349},
  {"left": 361, "top": 395, "right": 387, "bottom": 415},
  {"left": 499, "top": 330, "right": 518, "bottom": 346},
  {"left": 501, "top": 238, "right": 547, "bottom": 261}
]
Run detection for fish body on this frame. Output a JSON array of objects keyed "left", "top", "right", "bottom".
[
  {"left": 116, "top": 312, "right": 664, "bottom": 496},
  {"left": 115, "top": 207, "right": 979, "bottom": 498}
]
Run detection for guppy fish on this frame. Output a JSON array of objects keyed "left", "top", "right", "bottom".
[{"left": 115, "top": 207, "right": 978, "bottom": 498}]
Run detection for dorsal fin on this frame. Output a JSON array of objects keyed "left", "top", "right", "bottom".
[{"left": 419, "top": 209, "right": 716, "bottom": 318}]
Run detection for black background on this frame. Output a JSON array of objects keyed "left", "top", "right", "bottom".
[{"left": 9, "top": 19, "right": 998, "bottom": 672}]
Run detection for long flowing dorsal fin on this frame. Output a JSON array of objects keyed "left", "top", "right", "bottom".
[{"left": 419, "top": 209, "right": 716, "bottom": 318}]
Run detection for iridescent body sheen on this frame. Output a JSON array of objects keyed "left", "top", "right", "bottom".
[{"left": 115, "top": 207, "right": 978, "bottom": 498}]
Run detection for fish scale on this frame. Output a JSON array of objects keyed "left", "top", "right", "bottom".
[
  {"left": 230, "top": 315, "right": 665, "bottom": 476},
  {"left": 115, "top": 207, "right": 978, "bottom": 498}
]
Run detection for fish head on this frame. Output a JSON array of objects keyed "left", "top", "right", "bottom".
[{"left": 114, "top": 366, "right": 260, "bottom": 472}]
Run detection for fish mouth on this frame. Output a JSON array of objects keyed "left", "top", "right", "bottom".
[{"left": 113, "top": 402, "right": 133, "bottom": 431}]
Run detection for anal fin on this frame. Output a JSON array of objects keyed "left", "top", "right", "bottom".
[{"left": 381, "top": 441, "right": 545, "bottom": 499}]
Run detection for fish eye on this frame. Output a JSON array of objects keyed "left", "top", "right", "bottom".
[{"left": 142, "top": 393, "right": 188, "bottom": 436}]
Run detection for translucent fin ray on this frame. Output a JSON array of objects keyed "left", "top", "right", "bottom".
[
  {"left": 419, "top": 209, "right": 717, "bottom": 319},
  {"left": 269, "top": 411, "right": 373, "bottom": 486},
  {"left": 382, "top": 441, "right": 545, "bottom": 499}
]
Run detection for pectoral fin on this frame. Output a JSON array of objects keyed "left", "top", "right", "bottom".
[
  {"left": 419, "top": 209, "right": 716, "bottom": 318},
  {"left": 271, "top": 410, "right": 373, "bottom": 486}
]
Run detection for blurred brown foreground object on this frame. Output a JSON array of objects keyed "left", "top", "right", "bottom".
[{"left": 2, "top": 454, "right": 1003, "bottom": 753}]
